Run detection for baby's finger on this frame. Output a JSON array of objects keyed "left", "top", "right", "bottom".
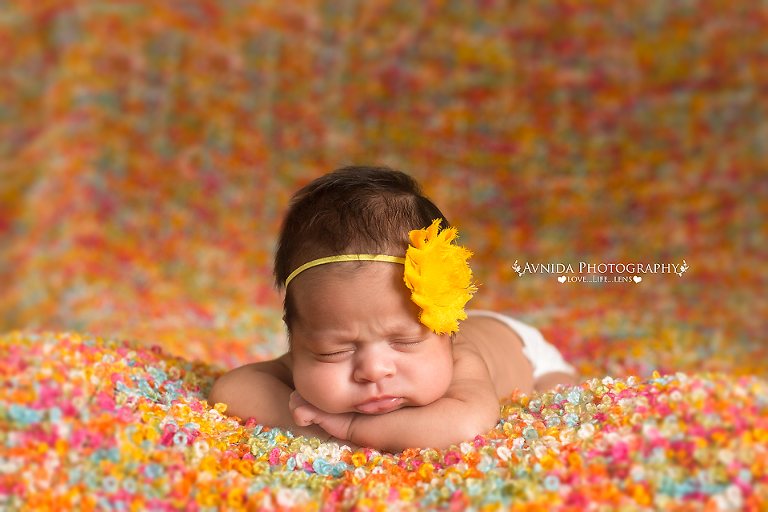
[
  {"left": 293, "top": 404, "right": 318, "bottom": 426},
  {"left": 288, "top": 390, "right": 310, "bottom": 411}
]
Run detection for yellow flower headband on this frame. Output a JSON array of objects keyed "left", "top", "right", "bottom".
[{"left": 284, "top": 219, "right": 478, "bottom": 335}]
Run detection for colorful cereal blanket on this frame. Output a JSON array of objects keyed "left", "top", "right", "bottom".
[
  {"left": 1, "top": 1, "right": 767, "bottom": 510},
  {"left": 3, "top": 331, "right": 768, "bottom": 510}
]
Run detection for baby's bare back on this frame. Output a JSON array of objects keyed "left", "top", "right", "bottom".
[{"left": 455, "top": 316, "right": 535, "bottom": 398}]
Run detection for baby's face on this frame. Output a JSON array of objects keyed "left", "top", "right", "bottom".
[{"left": 288, "top": 262, "right": 454, "bottom": 415}]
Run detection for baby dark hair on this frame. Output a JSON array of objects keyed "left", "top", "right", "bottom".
[{"left": 274, "top": 165, "right": 450, "bottom": 332}]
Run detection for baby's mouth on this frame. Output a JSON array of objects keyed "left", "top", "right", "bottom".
[{"left": 354, "top": 396, "right": 403, "bottom": 414}]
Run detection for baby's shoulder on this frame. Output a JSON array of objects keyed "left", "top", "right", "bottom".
[
  {"left": 211, "top": 355, "right": 294, "bottom": 395},
  {"left": 263, "top": 353, "right": 294, "bottom": 387},
  {"left": 456, "top": 316, "right": 524, "bottom": 363}
]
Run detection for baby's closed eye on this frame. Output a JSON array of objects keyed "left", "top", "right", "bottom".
[
  {"left": 389, "top": 340, "right": 424, "bottom": 350},
  {"left": 314, "top": 350, "right": 354, "bottom": 360},
  {"left": 312, "top": 341, "right": 423, "bottom": 360}
]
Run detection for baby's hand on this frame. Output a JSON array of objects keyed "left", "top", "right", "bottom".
[{"left": 289, "top": 391, "right": 355, "bottom": 441}]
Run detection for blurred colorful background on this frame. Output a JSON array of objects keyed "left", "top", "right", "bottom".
[
  {"left": 2, "top": 1, "right": 764, "bottom": 378},
  {"left": 2, "top": 2, "right": 768, "bottom": 510}
]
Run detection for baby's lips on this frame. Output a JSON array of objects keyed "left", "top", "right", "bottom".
[{"left": 354, "top": 396, "right": 403, "bottom": 414}]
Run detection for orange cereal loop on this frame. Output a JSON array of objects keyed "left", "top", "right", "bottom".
[
  {"left": 464, "top": 452, "right": 481, "bottom": 465},
  {"left": 401, "top": 448, "right": 420, "bottom": 459},
  {"left": 462, "top": 468, "right": 484, "bottom": 479},
  {"left": 418, "top": 463, "right": 434, "bottom": 480}
]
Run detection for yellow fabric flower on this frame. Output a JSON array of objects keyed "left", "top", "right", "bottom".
[{"left": 403, "top": 219, "right": 479, "bottom": 335}]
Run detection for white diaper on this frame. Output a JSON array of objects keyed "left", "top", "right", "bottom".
[{"left": 466, "top": 310, "right": 576, "bottom": 380}]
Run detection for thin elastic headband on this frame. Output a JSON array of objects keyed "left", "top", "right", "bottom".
[{"left": 284, "top": 254, "right": 406, "bottom": 287}]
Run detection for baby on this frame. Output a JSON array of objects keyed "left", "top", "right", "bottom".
[{"left": 209, "top": 166, "right": 576, "bottom": 453}]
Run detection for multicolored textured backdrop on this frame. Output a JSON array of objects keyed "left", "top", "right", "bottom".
[{"left": 2, "top": 2, "right": 766, "bottom": 510}]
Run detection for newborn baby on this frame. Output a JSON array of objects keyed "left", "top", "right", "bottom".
[{"left": 209, "top": 166, "right": 576, "bottom": 452}]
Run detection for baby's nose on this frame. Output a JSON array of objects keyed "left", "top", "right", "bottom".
[{"left": 353, "top": 352, "right": 396, "bottom": 383}]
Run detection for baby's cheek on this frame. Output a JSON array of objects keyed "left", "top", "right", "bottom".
[
  {"left": 409, "top": 349, "right": 454, "bottom": 406},
  {"left": 293, "top": 363, "right": 349, "bottom": 413}
]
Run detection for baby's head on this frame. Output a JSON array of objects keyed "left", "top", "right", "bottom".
[{"left": 274, "top": 166, "right": 456, "bottom": 414}]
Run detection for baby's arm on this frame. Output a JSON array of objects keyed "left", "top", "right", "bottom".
[
  {"left": 291, "top": 343, "right": 500, "bottom": 452},
  {"left": 208, "top": 358, "right": 352, "bottom": 445}
]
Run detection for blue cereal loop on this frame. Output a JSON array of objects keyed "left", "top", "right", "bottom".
[
  {"left": 331, "top": 461, "right": 349, "bottom": 477},
  {"left": 147, "top": 367, "right": 168, "bottom": 381},
  {"left": 421, "top": 490, "right": 437, "bottom": 505},
  {"left": 84, "top": 472, "right": 99, "bottom": 489},
  {"left": 248, "top": 481, "right": 267, "bottom": 495},
  {"left": 543, "top": 475, "right": 560, "bottom": 492},
  {"left": 68, "top": 467, "right": 82, "bottom": 485},
  {"left": 103, "top": 475, "right": 120, "bottom": 493},
  {"left": 523, "top": 426, "right": 539, "bottom": 440},
  {"left": 89, "top": 450, "right": 103, "bottom": 463},
  {"left": 260, "top": 429, "right": 278, "bottom": 441},
  {"left": 312, "top": 458, "right": 331, "bottom": 475},
  {"left": 138, "top": 380, "right": 157, "bottom": 399},
  {"left": 30, "top": 404, "right": 49, "bottom": 425},
  {"left": 107, "top": 447, "right": 121, "bottom": 463},
  {"left": 145, "top": 464, "right": 162, "bottom": 478},
  {"left": 123, "top": 478, "right": 137, "bottom": 493},
  {"left": 48, "top": 406, "right": 62, "bottom": 423},
  {"left": 10, "top": 405, "right": 43, "bottom": 425},
  {"left": 658, "top": 476, "right": 675, "bottom": 495},
  {"left": 477, "top": 457, "right": 495, "bottom": 473}
]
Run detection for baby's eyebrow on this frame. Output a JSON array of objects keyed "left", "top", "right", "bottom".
[
  {"left": 304, "top": 320, "right": 427, "bottom": 344},
  {"left": 383, "top": 322, "right": 429, "bottom": 338},
  {"left": 305, "top": 330, "right": 358, "bottom": 344}
]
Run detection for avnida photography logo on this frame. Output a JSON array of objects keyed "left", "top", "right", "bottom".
[{"left": 511, "top": 259, "right": 689, "bottom": 284}]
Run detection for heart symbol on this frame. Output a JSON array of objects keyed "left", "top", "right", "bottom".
[
  {"left": 558, "top": 276, "right": 566, "bottom": 283},
  {"left": 633, "top": 276, "right": 642, "bottom": 283}
]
